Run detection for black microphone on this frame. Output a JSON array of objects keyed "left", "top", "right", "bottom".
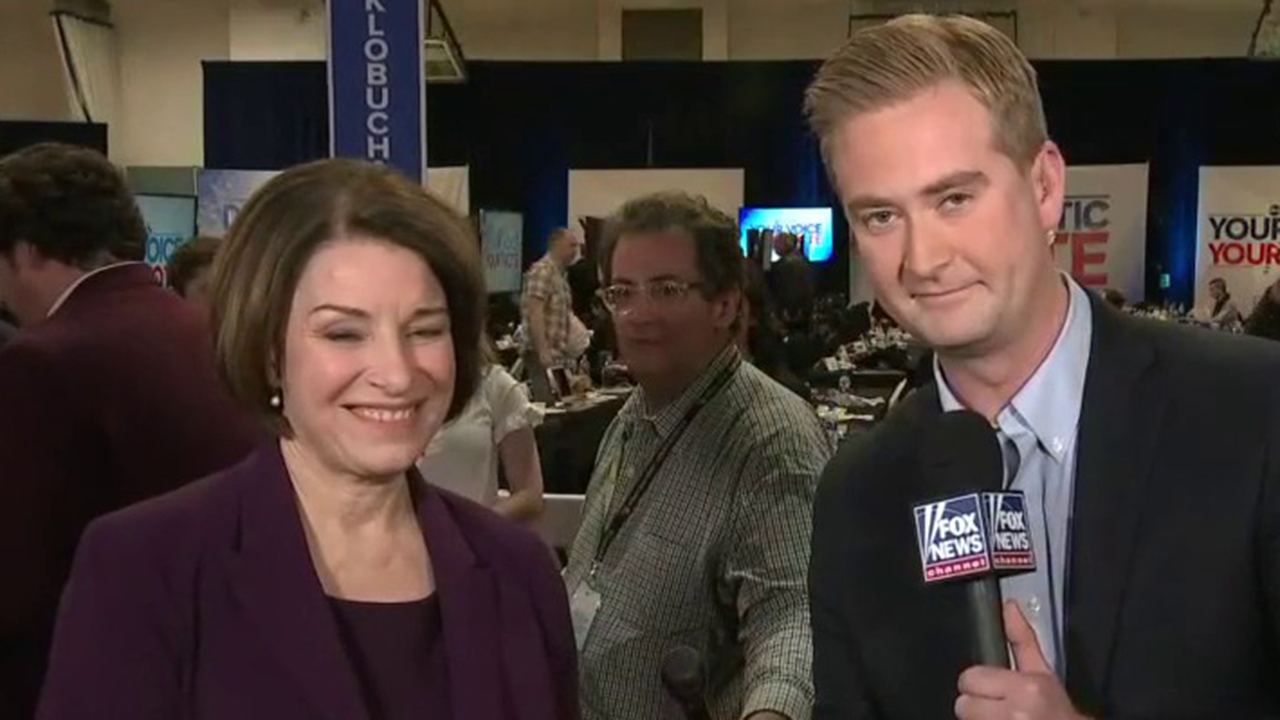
[
  {"left": 660, "top": 645, "right": 711, "bottom": 720},
  {"left": 912, "top": 410, "right": 1037, "bottom": 668}
]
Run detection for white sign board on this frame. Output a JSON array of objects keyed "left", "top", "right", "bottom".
[{"left": 1196, "top": 166, "right": 1280, "bottom": 314}]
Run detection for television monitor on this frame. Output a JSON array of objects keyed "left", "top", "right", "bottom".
[
  {"left": 738, "top": 207, "right": 834, "bottom": 262},
  {"left": 479, "top": 209, "right": 524, "bottom": 294},
  {"left": 135, "top": 193, "right": 198, "bottom": 287}
]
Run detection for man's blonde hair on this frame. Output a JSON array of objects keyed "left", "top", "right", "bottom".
[{"left": 805, "top": 14, "right": 1048, "bottom": 171}]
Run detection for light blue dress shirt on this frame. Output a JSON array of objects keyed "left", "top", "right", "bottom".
[{"left": 935, "top": 276, "right": 1093, "bottom": 676}]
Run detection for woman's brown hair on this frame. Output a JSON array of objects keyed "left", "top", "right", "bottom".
[{"left": 209, "top": 158, "right": 485, "bottom": 436}]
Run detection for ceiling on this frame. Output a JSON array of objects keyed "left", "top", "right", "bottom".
[
  {"left": 442, "top": 0, "right": 1264, "bottom": 29},
  {"left": 444, "top": 0, "right": 1263, "bottom": 13}
]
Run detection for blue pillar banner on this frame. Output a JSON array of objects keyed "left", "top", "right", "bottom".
[{"left": 328, "top": 0, "right": 424, "bottom": 182}]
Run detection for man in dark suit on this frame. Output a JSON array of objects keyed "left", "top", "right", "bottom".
[
  {"left": 1246, "top": 277, "right": 1280, "bottom": 342},
  {"left": 768, "top": 232, "right": 816, "bottom": 331},
  {"left": 0, "top": 143, "right": 259, "bottom": 715},
  {"left": 805, "top": 15, "right": 1280, "bottom": 720}
]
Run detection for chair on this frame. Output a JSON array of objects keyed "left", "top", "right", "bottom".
[
  {"left": 534, "top": 493, "right": 586, "bottom": 550},
  {"left": 498, "top": 491, "right": 586, "bottom": 551}
]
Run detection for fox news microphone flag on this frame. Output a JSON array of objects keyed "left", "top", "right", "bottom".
[
  {"left": 913, "top": 410, "right": 1036, "bottom": 667},
  {"left": 984, "top": 490, "right": 1036, "bottom": 571}
]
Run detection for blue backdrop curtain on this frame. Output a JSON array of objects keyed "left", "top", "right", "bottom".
[
  {"left": 202, "top": 61, "right": 329, "bottom": 171},
  {"left": 0, "top": 120, "right": 107, "bottom": 156},
  {"left": 203, "top": 60, "right": 843, "bottom": 291},
  {"left": 203, "top": 58, "right": 1280, "bottom": 304}
]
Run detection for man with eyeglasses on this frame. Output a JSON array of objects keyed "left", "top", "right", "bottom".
[{"left": 564, "top": 192, "right": 832, "bottom": 720}]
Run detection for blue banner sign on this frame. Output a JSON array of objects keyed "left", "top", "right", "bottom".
[{"left": 328, "top": 0, "right": 425, "bottom": 181}]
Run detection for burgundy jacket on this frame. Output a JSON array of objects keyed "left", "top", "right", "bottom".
[
  {"left": 38, "top": 442, "right": 581, "bottom": 720},
  {"left": 0, "top": 264, "right": 259, "bottom": 716}
]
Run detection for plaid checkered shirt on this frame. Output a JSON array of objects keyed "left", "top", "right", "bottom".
[
  {"left": 565, "top": 345, "right": 833, "bottom": 720},
  {"left": 520, "top": 255, "right": 572, "bottom": 363}
]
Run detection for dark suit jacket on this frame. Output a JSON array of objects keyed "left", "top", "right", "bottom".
[
  {"left": 37, "top": 441, "right": 580, "bottom": 720},
  {"left": 1247, "top": 293, "right": 1280, "bottom": 342},
  {"left": 769, "top": 255, "right": 816, "bottom": 324},
  {"left": 0, "top": 264, "right": 259, "bottom": 716},
  {"left": 0, "top": 318, "right": 16, "bottom": 347},
  {"left": 811, "top": 293, "right": 1280, "bottom": 719}
]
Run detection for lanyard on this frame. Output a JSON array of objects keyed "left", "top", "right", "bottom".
[{"left": 591, "top": 354, "right": 740, "bottom": 571}]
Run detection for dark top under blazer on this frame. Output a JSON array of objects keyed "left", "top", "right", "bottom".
[
  {"left": 811, "top": 292, "right": 1280, "bottom": 719},
  {"left": 37, "top": 442, "right": 581, "bottom": 720}
]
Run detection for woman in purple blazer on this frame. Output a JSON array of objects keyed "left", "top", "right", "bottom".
[{"left": 37, "top": 160, "right": 580, "bottom": 720}]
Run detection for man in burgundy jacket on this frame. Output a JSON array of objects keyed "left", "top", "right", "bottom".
[{"left": 0, "top": 143, "right": 259, "bottom": 716}]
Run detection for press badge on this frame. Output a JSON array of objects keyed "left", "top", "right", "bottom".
[{"left": 569, "top": 576, "right": 603, "bottom": 651}]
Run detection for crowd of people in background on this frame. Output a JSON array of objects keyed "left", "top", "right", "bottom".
[{"left": 1101, "top": 275, "right": 1280, "bottom": 341}]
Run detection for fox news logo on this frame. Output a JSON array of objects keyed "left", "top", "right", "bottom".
[
  {"left": 913, "top": 494, "right": 990, "bottom": 583},
  {"left": 983, "top": 492, "right": 1036, "bottom": 571}
]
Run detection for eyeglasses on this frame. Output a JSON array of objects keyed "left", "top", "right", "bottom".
[{"left": 598, "top": 280, "right": 704, "bottom": 314}]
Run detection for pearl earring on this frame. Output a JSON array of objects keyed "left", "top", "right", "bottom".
[{"left": 269, "top": 389, "right": 282, "bottom": 409}]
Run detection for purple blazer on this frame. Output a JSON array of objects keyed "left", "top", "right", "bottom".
[{"left": 37, "top": 442, "right": 581, "bottom": 720}]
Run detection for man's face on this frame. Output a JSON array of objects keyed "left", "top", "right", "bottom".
[
  {"left": 1209, "top": 282, "right": 1225, "bottom": 301},
  {"left": 826, "top": 81, "right": 1065, "bottom": 358},
  {"left": 553, "top": 232, "right": 584, "bottom": 267},
  {"left": 608, "top": 229, "right": 738, "bottom": 384}
]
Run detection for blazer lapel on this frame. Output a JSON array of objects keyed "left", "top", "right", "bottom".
[
  {"left": 419, "top": 483, "right": 505, "bottom": 720},
  {"left": 225, "top": 443, "right": 371, "bottom": 720},
  {"left": 1064, "top": 298, "right": 1167, "bottom": 711}
]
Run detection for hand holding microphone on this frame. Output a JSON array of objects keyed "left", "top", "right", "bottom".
[
  {"left": 912, "top": 411, "right": 1087, "bottom": 720},
  {"left": 955, "top": 601, "right": 1090, "bottom": 720}
]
